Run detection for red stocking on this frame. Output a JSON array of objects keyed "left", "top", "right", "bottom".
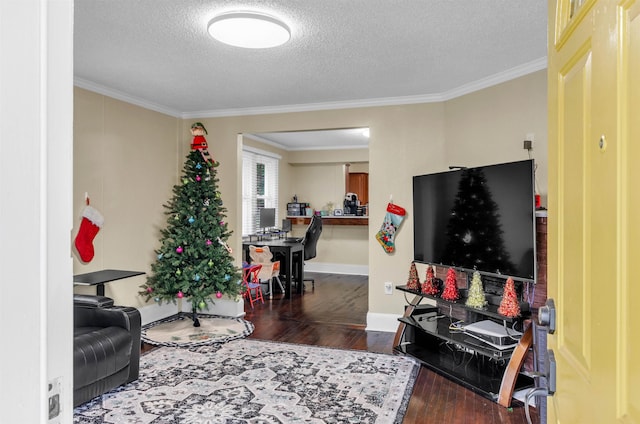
[{"left": 74, "top": 205, "right": 104, "bottom": 263}]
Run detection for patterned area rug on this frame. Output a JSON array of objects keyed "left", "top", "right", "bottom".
[
  {"left": 141, "top": 313, "right": 254, "bottom": 347},
  {"left": 73, "top": 339, "right": 419, "bottom": 423}
]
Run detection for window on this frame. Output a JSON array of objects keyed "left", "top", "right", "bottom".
[{"left": 242, "top": 146, "right": 279, "bottom": 236}]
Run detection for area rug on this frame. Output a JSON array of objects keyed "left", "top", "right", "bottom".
[
  {"left": 73, "top": 338, "right": 419, "bottom": 424},
  {"left": 141, "top": 313, "right": 254, "bottom": 347}
]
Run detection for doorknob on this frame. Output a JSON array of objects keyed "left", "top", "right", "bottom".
[{"left": 538, "top": 298, "right": 556, "bottom": 334}]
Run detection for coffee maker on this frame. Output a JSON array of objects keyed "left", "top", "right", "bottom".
[{"left": 343, "top": 192, "right": 359, "bottom": 215}]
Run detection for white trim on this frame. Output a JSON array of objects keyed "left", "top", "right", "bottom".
[
  {"left": 74, "top": 77, "right": 182, "bottom": 118},
  {"left": 139, "top": 297, "right": 246, "bottom": 325},
  {"left": 76, "top": 57, "right": 547, "bottom": 120},
  {"left": 366, "top": 312, "right": 401, "bottom": 333},
  {"left": 139, "top": 302, "right": 180, "bottom": 326},
  {"left": 241, "top": 143, "right": 282, "bottom": 160},
  {"left": 82, "top": 205, "right": 105, "bottom": 227}
]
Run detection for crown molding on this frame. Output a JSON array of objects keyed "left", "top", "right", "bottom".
[{"left": 75, "top": 56, "right": 547, "bottom": 120}]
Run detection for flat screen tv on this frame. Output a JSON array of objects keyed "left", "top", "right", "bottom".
[{"left": 413, "top": 159, "right": 536, "bottom": 282}]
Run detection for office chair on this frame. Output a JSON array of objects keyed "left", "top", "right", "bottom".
[{"left": 300, "top": 214, "right": 323, "bottom": 289}]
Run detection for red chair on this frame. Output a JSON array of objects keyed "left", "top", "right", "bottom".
[{"left": 242, "top": 263, "right": 264, "bottom": 308}]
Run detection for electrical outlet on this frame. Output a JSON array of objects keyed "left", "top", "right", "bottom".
[
  {"left": 524, "top": 132, "right": 535, "bottom": 150},
  {"left": 384, "top": 282, "right": 393, "bottom": 295}
]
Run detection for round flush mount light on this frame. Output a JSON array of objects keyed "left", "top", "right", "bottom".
[{"left": 208, "top": 12, "right": 291, "bottom": 49}]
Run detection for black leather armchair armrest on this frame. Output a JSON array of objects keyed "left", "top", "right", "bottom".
[{"left": 73, "top": 294, "right": 114, "bottom": 308}]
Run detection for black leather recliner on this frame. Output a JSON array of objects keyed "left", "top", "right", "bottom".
[{"left": 73, "top": 294, "right": 141, "bottom": 407}]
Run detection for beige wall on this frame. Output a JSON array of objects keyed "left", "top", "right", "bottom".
[
  {"left": 73, "top": 69, "right": 547, "bottom": 322},
  {"left": 73, "top": 88, "right": 181, "bottom": 308}
]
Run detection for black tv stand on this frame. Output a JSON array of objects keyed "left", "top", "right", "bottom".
[{"left": 393, "top": 286, "right": 534, "bottom": 407}]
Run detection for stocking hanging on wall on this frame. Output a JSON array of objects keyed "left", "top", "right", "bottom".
[
  {"left": 74, "top": 203, "right": 104, "bottom": 263},
  {"left": 375, "top": 202, "right": 406, "bottom": 253}
]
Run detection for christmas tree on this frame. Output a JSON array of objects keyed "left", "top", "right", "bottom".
[
  {"left": 406, "top": 262, "right": 420, "bottom": 291},
  {"left": 498, "top": 277, "right": 521, "bottom": 317},
  {"left": 441, "top": 168, "right": 516, "bottom": 275},
  {"left": 140, "top": 123, "right": 241, "bottom": 326},
  {"left": 466, "top": 271, "right": 488, "bottom": 309},
  {"left": 441, "top": 267, "right": 460, "bottom": 301},
  {"left": 421, "top": 265, "right": 439, "bottom": 296}
]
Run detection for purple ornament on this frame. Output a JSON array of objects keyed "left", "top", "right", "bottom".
[
  {"left": 196, "top": 175, "right": 201, "bottom": 182},
  {"left": 176, "top": 246, "right": 183, "bottom": 253},
  {"left": 206, "top": 239, "right": 212, "bottom": 246}
]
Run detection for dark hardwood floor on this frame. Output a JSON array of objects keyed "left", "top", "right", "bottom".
[{"left": 244, "top": 272, "right": 539, "bottom": 424}]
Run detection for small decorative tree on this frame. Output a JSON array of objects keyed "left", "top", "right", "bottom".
[
  {"left": 466, "top": 271, "right": 488, "bottom": 309},
  {"left": 441, "top": 267, "right": 460, "bottom": 301},
  {"left": 140, "top": 123, "right": 241, "bottom": 326},
  {"left": 406, "top": 262, "right": 420, "bottom": 291},
  {"left": 421, "top": 265, "right": 439, "bottom": 296},
  {"left": 498, "top": 277, "right": 521, "bottom": 318}
]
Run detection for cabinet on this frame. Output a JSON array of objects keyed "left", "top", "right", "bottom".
[
  {"left": 347, "top": 172, "right": 368, "bottom": 205},
  {"left": 393, "top": 280, "right": 534, "bottom": 407}
]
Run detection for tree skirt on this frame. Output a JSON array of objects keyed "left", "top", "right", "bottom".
[
  {"left": 141, "top": 313, "right": 254, "bottom": 347},
  {"left": 73, "top": 339, "right": 419, "bottom": 424}
]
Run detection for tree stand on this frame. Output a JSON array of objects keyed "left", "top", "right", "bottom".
[{"left": 191, "top": 306, "right": 201, "bottom": 327}]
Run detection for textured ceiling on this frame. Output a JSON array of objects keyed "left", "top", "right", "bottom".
[{"left": 74, "top": 1, "right": 548, "bottom": 120}]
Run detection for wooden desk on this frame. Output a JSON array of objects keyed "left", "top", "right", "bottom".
[
  {"left": 243, "top": 240, "right": 304, "bottom": 299},
  {"left": 73, "top": 269, "right": 145, "bottom": 296}
]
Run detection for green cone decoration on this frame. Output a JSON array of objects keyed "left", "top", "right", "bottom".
[{"left": 465, "top": 271, "right": 488, "bottom": 309}]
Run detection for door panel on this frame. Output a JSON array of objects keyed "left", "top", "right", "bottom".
[
  {"left": 620, "top": 2, "right": 640, "bottom": 420},
  {"left": 549, "top": 0, "right": 639, "bottom": 422}
]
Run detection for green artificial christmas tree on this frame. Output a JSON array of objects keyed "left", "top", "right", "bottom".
[
  {"left": 140, "top": 123, "right": 241, "bottom": 326},
  {"left": 465, "top": 271, "right": 488, "bottom": 309}
]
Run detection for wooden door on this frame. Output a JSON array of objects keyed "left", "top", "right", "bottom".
[
  {"left": 348, "top": 172, "right": 368, "bottom": 205},
  {"left": 547, "top": 0, "right": 640, "bottom": 421}
]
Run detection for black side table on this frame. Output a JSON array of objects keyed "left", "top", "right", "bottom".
[{"left": 73, "top": 269, "right": 145, "bottom": 296}]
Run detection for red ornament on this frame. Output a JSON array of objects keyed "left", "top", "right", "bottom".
[
  {"left": 146, "top": 287, "right": 153, "bottom": 293},
  {"left": 421, "top": 266, "right": 439, "bottom": 296},
  {"left": 498, "top": 277, "right": 521, "bottom": 317},
  {"left": 441, "top": 268, "right": 460, "bottom": 301},
  {"left": 177, "top": 291, "right": 184, "bottom": 299},
  {"left": 216, "top": 291, "right": 223, "bottom": 299}
]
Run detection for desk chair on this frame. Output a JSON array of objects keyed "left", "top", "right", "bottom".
[
  {"left": 300, "top": 214, "right": 323, "bottom": 289},
  {"left": 241, "top": 263, "right": 264, "bottom": 308},
  {"left": 248, "top": 245, "right": 285, "bottom": 297}
]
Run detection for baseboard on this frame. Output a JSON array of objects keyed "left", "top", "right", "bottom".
[
  {"left": 304, "top": 262, "right": 368, "bottom": 275},
  {"left": 366, "top": 312, "right": 401, "bottom": 333},
  {"left": 139, "top": 297, "right": 245, "bottom": 326},
  {"left": 139, "top": 302, "right": 179, "bottom": 326}
]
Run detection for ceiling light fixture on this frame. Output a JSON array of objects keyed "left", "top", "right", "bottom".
[{"left": 207, "top": 12, "right": 290, "bottom": 49}]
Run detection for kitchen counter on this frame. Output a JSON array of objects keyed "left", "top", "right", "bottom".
[{"left": 287, "top": 215, "right": 368, "bottom": 226}]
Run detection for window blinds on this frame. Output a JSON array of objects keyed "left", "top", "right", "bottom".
[{"left": 242, "top": 147, "right": 279, "bottom": 236}]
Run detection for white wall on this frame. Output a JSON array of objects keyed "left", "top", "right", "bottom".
[{"left": 0, "top": 1, "right": 74, "bottom": 421}]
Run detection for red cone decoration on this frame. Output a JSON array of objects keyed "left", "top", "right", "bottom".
[
  {"left": 406, "top": 262, "right": 420, "bottom": 291},
  {"left": 441, "top": 268, "right": 460, "bottom": 301},
  {"left": 498, "top": 277, "right": 521, "bottom": 317},
  {"left": 422, "top": 266, "right": 439, "bottom": 296}
]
